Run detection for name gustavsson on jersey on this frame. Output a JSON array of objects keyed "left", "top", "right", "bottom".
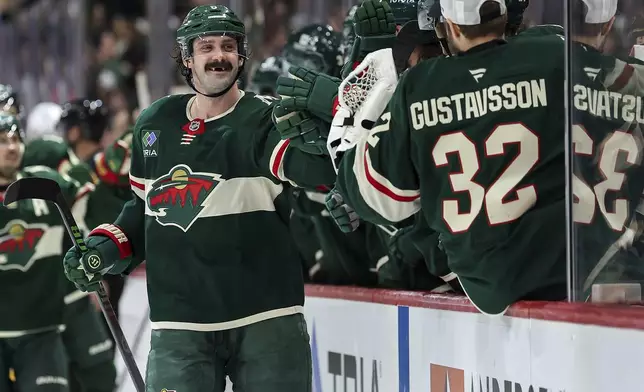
[{"left": 409, "top": 79, "right": 548, "bottom": 129}]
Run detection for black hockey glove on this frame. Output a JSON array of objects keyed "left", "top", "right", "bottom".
[{"left": 325, "top": 188, "right": 360, "bottom": 233}]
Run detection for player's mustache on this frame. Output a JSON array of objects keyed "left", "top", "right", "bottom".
[{"left": 205, "top": 61, "right": 233, "bottom": 72}]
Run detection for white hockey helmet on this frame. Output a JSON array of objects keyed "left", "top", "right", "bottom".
[{"left": 25, "top": 102, "right": 63, "bottom": 142}]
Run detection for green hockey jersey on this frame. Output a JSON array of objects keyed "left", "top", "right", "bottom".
[
  {"left": 336, "top": 37, "right": 568, "bottom": 315},
  {"left": 113, "top": 91, "right": 336, "bottom": 330},
  {"left": 0, "top": 166, "right": 91, "bottom": 335}
]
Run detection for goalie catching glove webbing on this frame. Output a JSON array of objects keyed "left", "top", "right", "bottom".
[
  {"left": 63, "top": 224, "right": 133, "bottom": 292},
  {"left": 328, "top": 48, "right": 399, "bottom": 171}
]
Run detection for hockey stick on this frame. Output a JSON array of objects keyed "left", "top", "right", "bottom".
[
  {"left": 3, "top": 177, "right": 145, "bottom": 392},
  {"left": 116, "top": 305, "right": 150, "bottom": 392}
]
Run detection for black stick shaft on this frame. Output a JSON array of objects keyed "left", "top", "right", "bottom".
[{"left": 53, "top": 195, "right": 145, "bottom": 392}]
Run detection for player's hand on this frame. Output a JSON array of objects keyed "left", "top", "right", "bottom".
[
  {"left": 272, "top": 104, "right": 330, "bottom": 155},
  {"left": 276, "top": 66, "right": 341, "bottom": 123},
  {"left": 355, "top": 0, "right": 396, "bottom": 39},
  {"left": 62, "top": 236, "right": 118, "bottom": 292},
  {"left": 325, "top": 189, "right": 360, "bottom": 233},
  {"left": 343, "top": 0, "right": 396, "bottom": 78}
]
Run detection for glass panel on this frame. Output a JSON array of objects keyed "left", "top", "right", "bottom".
[{"left": 566, "top": 0, "right": 644, "bottom": 303}]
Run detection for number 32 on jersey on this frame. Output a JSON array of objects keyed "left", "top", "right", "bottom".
[{"left": 432, "top": 123, "right": 640, "bottom": 234}]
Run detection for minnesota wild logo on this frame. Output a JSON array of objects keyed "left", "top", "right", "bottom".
[
  {"left": 0, "top": 219, "right": 47, "bottom": 271},
  {"left": 146, "top": 164, "right": 222, "bottom": 232}
]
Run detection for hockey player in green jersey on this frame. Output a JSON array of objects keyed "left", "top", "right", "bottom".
[
  {"left": 328, "top": 0, "right": 568, "bottom": 315},
  {"left": 62, "top": 5, "right": 336, "bottom": 392},
  {"left": 22, "top": 98, "right": 118, "bottom": 392},
  {"left": 22, "top": 99, "right": 108, "bottom": 175},
  {"left": 0, "top": 112, "right": 95, "bottom": 392}
]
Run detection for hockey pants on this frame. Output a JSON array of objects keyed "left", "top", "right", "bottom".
[
  {"left": 62, "top": 295, "right": 116, "bottom": 392},
  {"left": 0, "top": 330, "right": 69, "bottom": 392},
  {"left": 145, "top": 313, "right": 312, "bottom": 392}
]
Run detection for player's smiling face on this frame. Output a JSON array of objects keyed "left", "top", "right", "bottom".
[
  {"left": 188, "top": 35, "right": 242, "bottom": 95},
  {"left": 0, "top": 130, "right": 23, "bottom": 181}
]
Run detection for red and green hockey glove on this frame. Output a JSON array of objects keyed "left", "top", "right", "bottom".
[
  {"left": 63, "top": 224, "right": 132, "bottom": 292},
  {"left": 272, "top": 104, "right": 330, "bottom": 155},
  {"left": 93, "top": 136, "right": 132, "bottom": 187},
  {"left": 325, "top": 188, "right": 361, "bottom": 233},
  {"left": 276, "top": 66, "right": 341, "bottom": 124},
  {"left": 342, "top": 0, "right": 396, "bottom": 78}
]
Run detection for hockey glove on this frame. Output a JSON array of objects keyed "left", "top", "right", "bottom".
[
  {"left": 342, "top": 0, "right": 396, "bottom": 78},
  {"left": 272, "top": 104, "right": 330, "bottom": 155},
  {"left": 325, "top": 188, "right": 360, "bottom": 233},
  {"left": 63, "top": 224, "right": 133, "bottom": 292},
  {"left": 276, "top": 66, "right": 341, "bottom": 123}
]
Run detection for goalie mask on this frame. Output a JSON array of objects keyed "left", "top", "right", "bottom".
[
  {"left": 0, "top": 84, "right": 24, "bottom": 119},
  {"left": 176, "top": 5, "right": 248, "bottom": 98},
  {"left": 282, "top": 24, "right": 343, "bottom": 78}
]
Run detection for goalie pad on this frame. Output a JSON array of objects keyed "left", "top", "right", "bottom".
[{"left": 327, "top": 48, "right": 398, "bottom": 170}]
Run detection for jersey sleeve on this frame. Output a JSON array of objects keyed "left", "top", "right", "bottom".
[
  {"left": 113, "top": 119, "right": 146, "bottom": 269},
  {"left": 335, "top": 72, "right": 421, "bottom": 225},
  {"left": 256, "top": 102, "right": 337, "bottom": 189}
]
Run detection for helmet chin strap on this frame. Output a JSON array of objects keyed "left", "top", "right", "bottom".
[{"left": 185, "top": 55, "right": 247, "bottom": 98}]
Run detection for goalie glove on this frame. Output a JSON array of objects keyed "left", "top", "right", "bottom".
[
  {"left": 272, "top": 104, "right": 330, "bottom": 155},
  {"left": 327, "top": 106, "right": 361, "bottom": 172},
  {"left": 325, "top": 188, "right": 361, "bottom": 233},
  {"left": 329, "top": 48, "right": 399, "bottom": 171},
  {"left": 276, "top": 66, "right": 341, "bottom": 123}
]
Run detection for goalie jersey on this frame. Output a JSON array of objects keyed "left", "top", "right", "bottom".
[
  {"left": 0, "top": 167, "right": 91, "bottom": 334},
  {"left": 113, "top": 92, "right": 336, "bottom": 329},
  {"left": 336, "top": 37, "right": 567, "bottom": 315}
]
